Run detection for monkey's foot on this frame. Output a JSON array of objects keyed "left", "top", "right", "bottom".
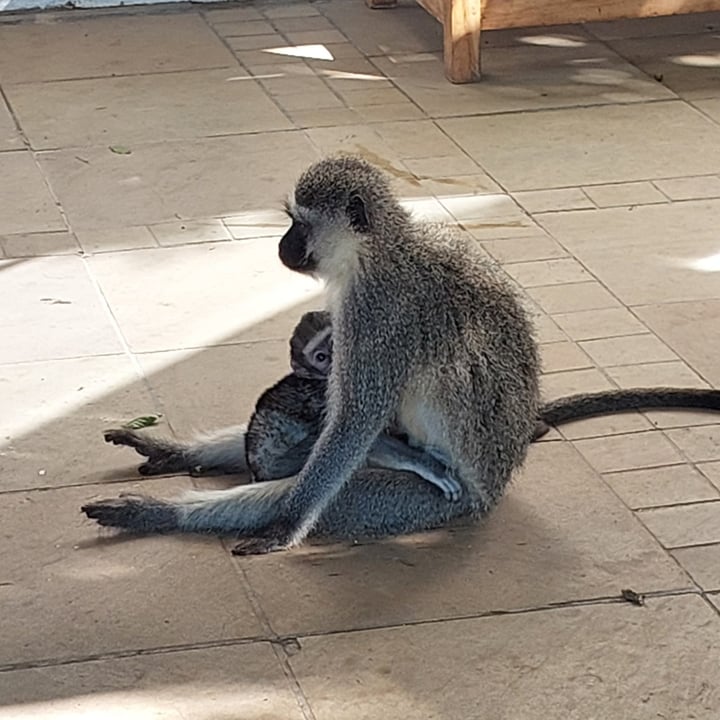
[
  {"left": 104, "top": 428, "right": 189, "bottom": 476},
  {"left": 531, "top": 420, "right": 551, "bottom": 441},
  {"left": 231, "top": 536, "right": 288, "bottom": 556},
  {"left": 81, "top": 493, "right": 178, "bottom": 533}
]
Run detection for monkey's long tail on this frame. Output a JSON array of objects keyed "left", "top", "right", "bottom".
[{"left": 540, "top": 387, "right": 720, "bottom": 427}]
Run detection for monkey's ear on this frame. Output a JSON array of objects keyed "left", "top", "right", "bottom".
[{"left": 347, "top": 193, "right": 370, "bottom": 232}]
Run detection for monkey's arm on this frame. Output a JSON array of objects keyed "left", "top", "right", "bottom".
[
  {"left": 84, "top": 310, "right": 406, "bottom": 553},
  {"left": 367, "top": 434, "right": 462, "bottom": 501},
  {"left": 104, "top": 426, "right": 248, "bottom": 477}
]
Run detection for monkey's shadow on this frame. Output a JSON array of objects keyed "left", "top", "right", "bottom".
[{"left": 87, "top": 458, "right": 596, "bottom": 633}]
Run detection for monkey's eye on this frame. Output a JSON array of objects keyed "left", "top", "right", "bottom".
[{"left": 315, "top": 352, "right": 327, "bottom": 363}]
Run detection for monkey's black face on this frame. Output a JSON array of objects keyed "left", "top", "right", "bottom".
[{"left": 279, "top": 219, "right": 317, "bottom": 274}]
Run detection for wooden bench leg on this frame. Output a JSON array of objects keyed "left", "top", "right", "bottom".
[
  {"left": 444, "top": 0, "right": 481, "bottom": 83},
  {"left": 366, "top": 0, "right": 398, "bottom": 9}
]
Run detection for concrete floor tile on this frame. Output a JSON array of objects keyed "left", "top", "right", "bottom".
[
  {"left": 574, "top": 431, "right": 685, "bottom": 472},
  {"left": 203, "top": 6, "right": 264, "bottom": 22},
  {"left": 8, "top": 69, "right": 292, "bottom": 150},
  {"left": 580, "top": 334, "right": 677, "bottom": 367},
  {"left": 239, "top": 442, "right": 689, "bottom": 636},
  {"left": 0, "top": 151, "right": 65, "bottom": 235},
  {"left": 0, "top": 231, "right": 79, "bottom": 257},
  {"left": 607, "top": 33, "right": 720, "bottom": 100},
  {"left": 606, "top": 360, "right": 708, "bottom": 389},
  {"left": 322, "top": 2, "right": 442, "bottom": 56},
  {"left": 481, "top": 236, "right": 567, "bottom": 264},
  {"left": 585, "top": 12, "right": 720, "bottom": 40},
  {"left": 0, "top": 14, "right": 235, "bottom": 83},
  {"left": 0, "top": 255, "right": 123, "bottom": 364},
  {"left": 710, "top": 592, "right": 720, "bottom": 611},
  {"left": 671, "top": 544, "right": 720, "bottom": 590},
  {"left": 374, "top": 40, "right": 673, "bottom": 117},
  {"left": 532, "top": 312, "right": 566, "bottom": 343},
  {"left": 210, "top": 19, "right": 276, "bottom": 37},
  {"left": 654, "top": 174, "right": 720, "bottom": 200},
  {"left": 504, "top": 258, "right": 592, "bottom": 287},
  {"left": 75, "top": 226, "right": 158, "bottom": 254},
  {"left": 540, "top": 341, "right": 593, "bottom": 373},
  {"left": 37, "top": 131, "right": 318, "bottom": 229},
  {"left": 583, "top": 180, "right": 667, "bottom": 208},
  {"left": 149, "top": 219, "right": 231, "bottom": 246},
  {"left": 0, "top": 96, "right": 22, "bottom": 151},
  {"left": 639, "top": 500, "right": 720, "bottom": 547},
  {"left": 699, "top": 460, "right": 720, "bottom": 491},
  {"left": 263, "top": 3, "right": 322, "bottom": 18},
  {"left": 665, "top": 425, "right": 720, "bottom": 462},
  {"left": 290, "top": 596, "right": 718, "bottom": 720},
  {"left": 135, "top": 340, "right": 299, "bottom": 436},
  {"left": 636, "top": 301, "right": 720, "bottom": 387},
  {"left": 88, "top": 240, "right": 320, "bottom": 353},
  {"left": 440, "top": 102, "right": 720, "bottom": 190},
  {"left": 553, "top": 307, "right": 647, "bottom": 341},
  {"left": 604, "top": 465, "right": 719, "bottom": 509},
  {"left": 226, "top": 33, "right": 287, "bottom": 51},
  {"left": 540, "top": 366, "right": 613, "bottom": 396},
  {"left": 514, "top": 187, "right": 594, "bottom": 213},
  {"left": 538, "top": 201, "right": 720, "bottom": 305},
  {"left": 0, "top": 643, "right": 302, "bottom": 718},
  {"left": 527, "top": 281, "right": 622, "bottom": 314},
  {"left": 0, "top": 479, "right": 262, "bottom": 665},
  {"left": 0, "top": 355, "right": 162, "bottom": 492},
  {"left": 558, "top": 412, "right": 653, "bottom": 440}
]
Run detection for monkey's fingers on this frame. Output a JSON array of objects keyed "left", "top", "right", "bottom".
[
  {"left": 104, "top": 428, "right": 158, "bottom": 455},
  {"left": 81, "top": 494, "right": 177, "bottom": 532},
  {"left": 437, "top": 475, "right": 462, "bottom": 502}
]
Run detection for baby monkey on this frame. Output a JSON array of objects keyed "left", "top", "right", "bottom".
[{"left": 105, "top": 311, "right": 464, "bottom": 500}]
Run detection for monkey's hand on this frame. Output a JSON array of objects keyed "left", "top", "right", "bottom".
[
  {"left": 230, "top": 520, "right": 295, "bottom": 556},
  {"left": 436, "top": 472, "right": 463, "bottom": 502},
  {"left": 104, "top": 428, "right": 190, "bottom": 476},
  {"left": 81, "top": 493, "right": 179, "bottom": 533}
]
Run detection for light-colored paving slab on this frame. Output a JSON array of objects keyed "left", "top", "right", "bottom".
[
  {"left": 0, "top": 643, "right": 303, "bottom": 719},
  {"left": 636, "top": 300, "right": 720, "bottom": 386},
  {"left": 0, "top": 354, "right": 162, "bottom": 492},
  {"left": 0, "top": 151, "right": 65, "bottom": 235},
  {"left": 0, "top": 255, "right": 122, "bottom": 364},
  {"left": 373, "top": 41, "right": 674, "bottom": 117},
  {"left": 290, "top": 595, "right": 720, "bottom": 720},
  {"left": 37, "top": 131, "right": 318, "bottom": 229},
  {"left": 0, "top": 96, "right": 22, "bottom": 151},
  {"left": 0, "top": 13, "right": 235, "bottom": 83},
  {"left": 440, "top": 102, "right": 720, "bottom": 189},
  {"left": 87, "top": 240, "right": 321, "bottom": 353},
  {"left": 537, "top": 200, "right": 720, "bottom": 306},
  {"left": 238, "top": 442, "right": 690, "bottom": 637},
  {"left": 0, "top": 479, "right": 262, "bottom": 666},
  {"left": 6, "top": 68, "right": 293, "bottom": 150},
  {"left": 604, "top": 32, "right": 720, "bottom": 100}
]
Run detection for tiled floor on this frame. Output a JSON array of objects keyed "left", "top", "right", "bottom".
[{"left": 1, "top": 1, "right": 719, "bottom": 717}]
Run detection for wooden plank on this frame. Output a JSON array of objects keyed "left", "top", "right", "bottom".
[
  {"left": 481, "top": 0, "right": 720, "bottom": 31},
  {"left": 444, "top": 0, "right": 482, "bottom": 82}
]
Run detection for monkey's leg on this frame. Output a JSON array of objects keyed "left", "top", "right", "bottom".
[
  {"left": 104, "top": 425, "right": 248, "bottom": 477},
  {"left": 366, "top": 434, "right": 462, "bottom": 501},
  {"left": 81, "top": 469, "right": 483, "bottom": 550}
]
